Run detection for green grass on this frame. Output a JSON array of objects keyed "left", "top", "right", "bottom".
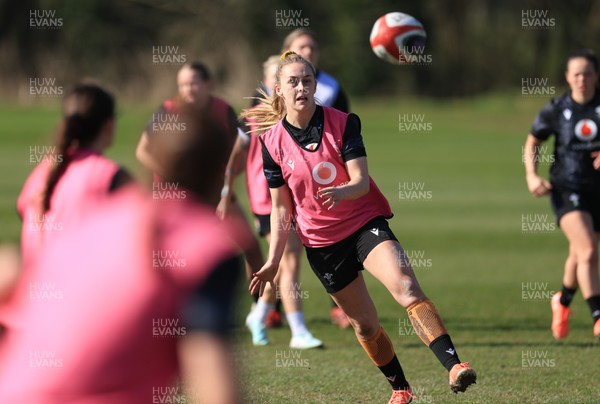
[{"left": 1, "top": 95, "right": 598, "bottom": 403}]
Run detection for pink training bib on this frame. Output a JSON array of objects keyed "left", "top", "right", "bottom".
[
  {"left": 0, "top": 185, "right": 244, "bottom": 403},
  {"left": 17, "top": 149, "right": 120, "bottom": 267},
  {"left": 261, "top": 107, "right": 392, "bottom": 247},
  {"left": 245, "top": 114, "right": 273, "bottom": 216}
]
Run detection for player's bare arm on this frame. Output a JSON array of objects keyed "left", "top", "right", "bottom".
[
  {"left": 217, "top": 129, "right": 250, "bottom": 219},
  {"left": 135, "top": 131, "right": 163, "bottom": 176},
  {"left": 524, "top": 134, "right": 552, "bottom": 196},
  {"left": 249, "top": 184, "right": 293, "bottom": 297}
]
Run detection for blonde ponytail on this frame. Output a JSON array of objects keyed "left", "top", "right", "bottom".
[{"left": 241, "top": 88, "right": 286, "bottom": 134}]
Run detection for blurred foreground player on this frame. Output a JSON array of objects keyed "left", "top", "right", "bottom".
[{"left": 0, "top": 107, "right": 247, "bottom": 404}]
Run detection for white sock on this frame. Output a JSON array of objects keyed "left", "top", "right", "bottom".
[
  {"left": 250, "top": 299, "right": 274, "bottom": 323},
  {"left": 286, "top": 311, "right": 309, "bottom": 337}
]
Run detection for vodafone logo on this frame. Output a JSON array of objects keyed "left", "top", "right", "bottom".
[
  {"left": 574, "top": 119, "right": 598, "bottom": 141},
  {"left": 312, "top": 162, "right": 336, "bottom": 185}
]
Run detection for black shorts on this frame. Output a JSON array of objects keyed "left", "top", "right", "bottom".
[
  {"left": 254, "top": 214, "right": 271, "bottom": 237},
  {"left": 550, "top": 188, "right": 600, "bottom": 231},
  {"left": 305, "top": 217, "right": 398, "bottom": 294}
]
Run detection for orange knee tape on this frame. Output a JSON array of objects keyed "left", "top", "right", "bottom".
[
  {"left": 356, "top": 326, "right": 395, "bottom": 367},
  {"left": 407, "top": 298, "right": 448, "bottom": 346}
]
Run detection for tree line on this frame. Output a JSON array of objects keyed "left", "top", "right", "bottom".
[{"left": 1, "top": 0, "right": 599, "bottom": 103}]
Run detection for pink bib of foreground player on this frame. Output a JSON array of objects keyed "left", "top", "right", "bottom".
[{"left": 0, "top": 185, "right": 245, "bottom": 404}]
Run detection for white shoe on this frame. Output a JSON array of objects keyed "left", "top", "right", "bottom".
[{"left": 289, "top": 332, "right": 323, "bottom": 349}]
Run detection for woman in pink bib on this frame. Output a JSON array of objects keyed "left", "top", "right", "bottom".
[
  {"left": 244, "top": 51, "right": 477, "bottom": 404},
  {"left": 17, "top": 84, "right": 130, "bottom": 268},
  {"left": 218, "top": 55, "right": 322, "bottom": 349}
]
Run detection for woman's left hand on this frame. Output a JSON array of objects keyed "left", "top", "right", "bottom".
[{"left": 318, "top": 186, "right": 346, "bottom": 210}]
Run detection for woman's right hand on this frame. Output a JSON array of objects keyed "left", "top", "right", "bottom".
[
  {"left": 526, "top": 174, "right": 552, "bottom": 197},
  {"left": 249, "top": 261, "right": 278, "bottom": 297},
  {"left": 215, "top": 196, "right": 230, "bottom": 220}
]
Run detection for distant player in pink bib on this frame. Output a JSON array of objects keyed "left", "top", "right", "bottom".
[
  {"left": 136, "top": 61, "right": 265, "bottom": 291},
  {"left": 17, "top": 84, "right": 130, "bottom": 267},
  {"left": 244, "top": 51, "right": 477, "bottom": 404},
  {"left": 136, "top": 62, "right": 238, "bottom": 178}
]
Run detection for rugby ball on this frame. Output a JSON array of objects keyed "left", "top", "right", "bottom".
[{"left": 370, "top": 12, "right": 427, "bottom": 65}]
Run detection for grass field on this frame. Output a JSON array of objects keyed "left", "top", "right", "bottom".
[{"left": 1, "top": 95, "right": 598, "bottom": 403}]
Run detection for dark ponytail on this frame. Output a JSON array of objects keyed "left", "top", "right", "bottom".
[{"left": 42, "top": 84, "right": 115, "bottom": 212}]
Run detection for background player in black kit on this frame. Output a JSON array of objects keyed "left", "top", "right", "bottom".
[{"left": 524, "top": 49, "right": 600, "bottom": 340}]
